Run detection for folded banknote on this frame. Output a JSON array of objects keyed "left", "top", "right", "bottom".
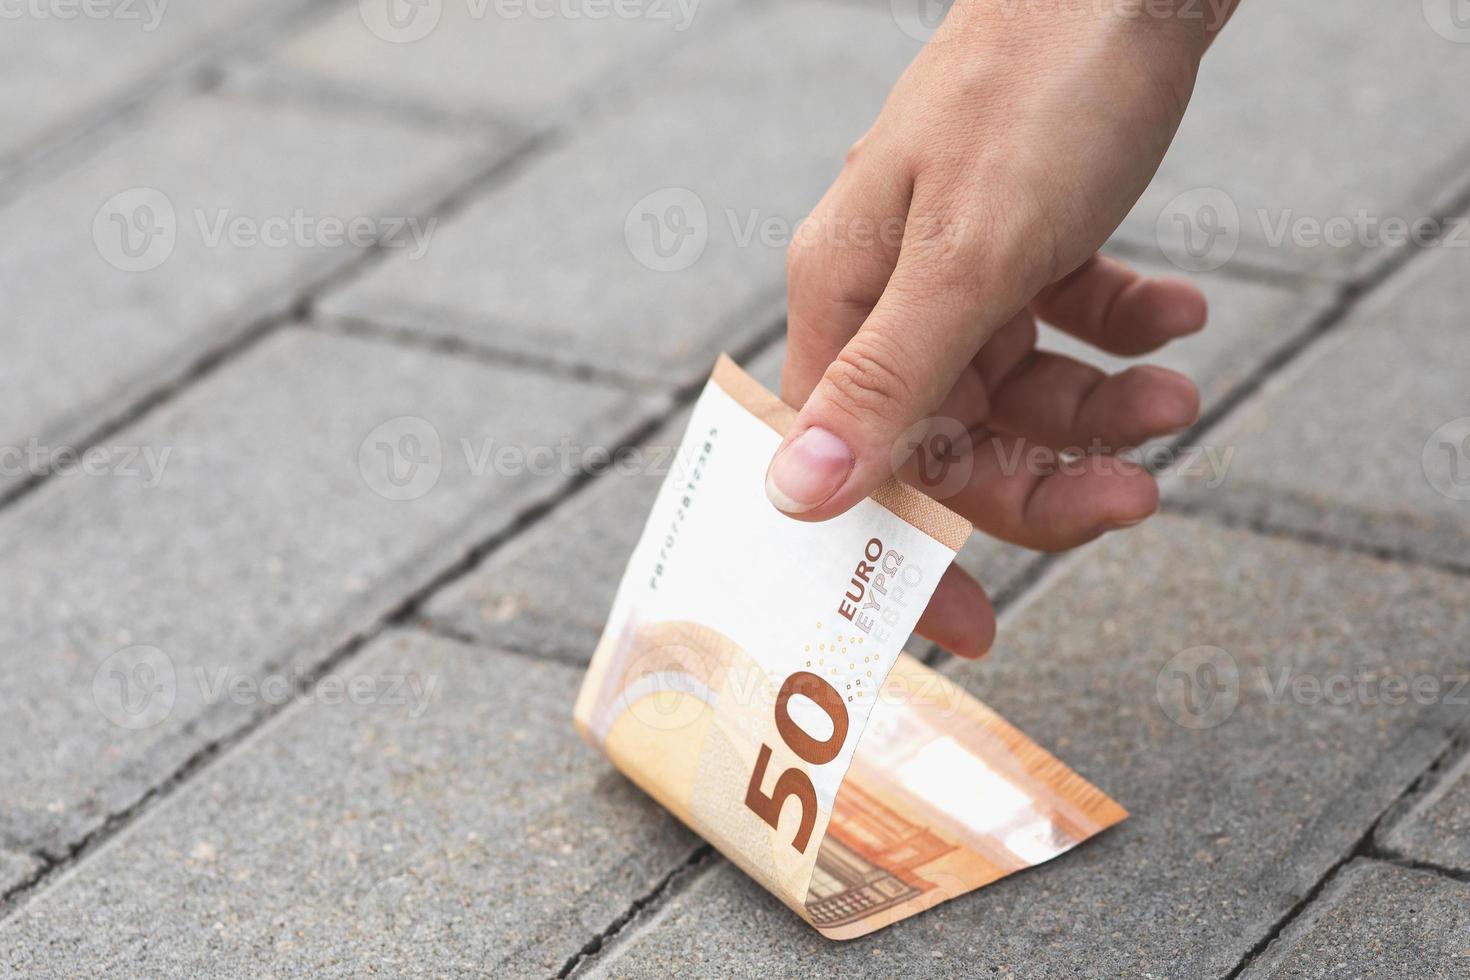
[{"left": 575, "top": 354, "right": 1125, "bottom": 940}]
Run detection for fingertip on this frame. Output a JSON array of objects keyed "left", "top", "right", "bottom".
[
  {"left": 1101, "top": 466, "right": 1159, "bottom": 530},
  {"left": 1123, "top": 364, "right": 1202, "bottom": 432},
  {"left": 917, "top": 566, "right": 996, "bottom": 660},
  {"left": 763, "top": 426, "right": 854, "bottom": 516},
  {"left": 1142, "top": 275, "right": 1208, "bottom": 338}
]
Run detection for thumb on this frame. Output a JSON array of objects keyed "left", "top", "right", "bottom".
[{"left": 765, "top": 208, "right": 1024, "bottom": 521}]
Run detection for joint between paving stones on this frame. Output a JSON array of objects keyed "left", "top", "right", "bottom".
[
  {"left": 1161, "top": 497, "right": 1470, "bottom": 582},
  {"left": 557, "top": 845, "right": 717, "bottom": 979},
  {"left": 1223, "top": 719, "right": 1470, "bottom": 979},
  {"left": 0, "top": 0, "right": 327, "bottom": 199}
]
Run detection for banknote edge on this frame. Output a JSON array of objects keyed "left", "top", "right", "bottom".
[{"left": 710, "top": 353, "right": 972, "bottom": 553}]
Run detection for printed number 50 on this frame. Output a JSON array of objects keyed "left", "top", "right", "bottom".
[{"left": 743, "top": 671, "right": 850, "bottom": 853}]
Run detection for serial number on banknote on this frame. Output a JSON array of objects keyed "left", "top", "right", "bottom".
[{"left": 648, "top": 426, "right": 718, "bottom": 591}]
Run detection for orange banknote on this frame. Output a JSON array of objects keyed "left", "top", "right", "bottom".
[{"left": 575, "top": 355, "right": 1125, "bottom": 939}]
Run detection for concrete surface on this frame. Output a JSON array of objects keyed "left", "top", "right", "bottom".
[
  {"left": 0, "top": 327, "right": 657, "bottom": 861},
  {"left": 1113, "top": 0, "right": 1470, "bottom": 279},
  {"left": 578, "top": 515, "right": 1470, "bottom": 978},
  {"left": 0, "top": 90, "right": 491, "bottom": 495},
  {"left": 0, "top": 630, "right": 700, "bottom": 978},
  {"left": 3, "top": 0, "right": 1470, "bottom": 976},
  {"left": 318, "top": 0, "right": 925, "bottom": 388},
  {"left": 1172, "top": 240, "right": 1470, "bottom": 573},
  {"left": 1240, "top": 861, "right": 1470, "bottom": 979},
  {"left": 1377, "top": 747, "right": 1470, "bottom": 873}
]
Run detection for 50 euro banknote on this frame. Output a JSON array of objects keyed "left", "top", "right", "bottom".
[{"left": 574, "top": 355, "right": 1126, "bottom": 940}]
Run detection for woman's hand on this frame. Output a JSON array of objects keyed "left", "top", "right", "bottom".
[{"left": 768, "top": 0, "right": 1237, "bottom": 658}]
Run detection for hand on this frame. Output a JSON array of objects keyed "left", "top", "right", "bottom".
[{"left": 768, "top": 1, "right": 1236, "bottom": 658}]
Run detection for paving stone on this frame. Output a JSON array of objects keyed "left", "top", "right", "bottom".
[
  {"left": 1114, "top": 0, "right": 1470, "bottom": 278},
  {"left": 0, "top": 327, "right": 659, "bottom": 861},
  {"left": 583, "top": 515, "right": 1470, "bottom": 978},
  {"left": 0, "top": 0, "right": 305, "bottom": 168},
  {"left": 0, "top": 850, "right": 41, "bottom": 897},
  {"left": 0, "top": 628, "right": 700, "bottom": 979},
  {"left": 320, "top": 0, "right": 925, "bottom": 388},
  {"left": 1240, "top": 860, "right": 1470, "bottom": 979},
  {"left": 266, "top": 0, "right": 726, "bottom": 123},
  {"left": 0, "top": 88, "right": 493, "bottom": 493},
  {"left": 0, "top": 90, "right": 489, "bottom": 496},
  {"left": 0, "top": 87, "right": 493, "bottom": 493},
  {"left": 1171, "top": 240, "right": 1470, "bottom": 572},
  {"left": 1376, "top": 747, "right": 1470, "bottom": 873}
]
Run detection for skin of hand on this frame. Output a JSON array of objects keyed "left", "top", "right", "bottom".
[{"left": 767, "top": 0, "right": 1239, "bottom": 658}]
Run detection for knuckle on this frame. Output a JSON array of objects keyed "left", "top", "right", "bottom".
[{"left": 821, "top": 335, "right": 917, "bottom": 433}]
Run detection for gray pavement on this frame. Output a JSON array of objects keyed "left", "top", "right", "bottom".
[
  {"left": 575, "top": 516, "right": 1470, "bottom": 978},
  {"left": 3, "top": 0, "right": 1470, "bottom": 977},
  {"left": 1239, "top": 861, "right": 1470, "bottom": 979}
]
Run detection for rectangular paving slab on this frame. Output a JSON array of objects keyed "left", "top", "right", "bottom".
[
  {"left": 0, "top": 326, "right": 660, "bottom": 864},
  {"left": 319, "top": 0, "right": 925, "bottom": 388},
  {"left": 0, "top": 628, "right": 701, "bottom": 978},
  {"left": 264, "top": 0, "right": 732, "bottom": 123},
  {"left": 1376, "top": 746, "right": 1470, "bottom": 873},
  {"left": 0, "top": 89, "right": 490, "bottom": 496},
  {"left": 1112, "top": 0, "right": 1470, "bottom": 279},
  {"left": 0, "top": 0, "right": 308, "bottom": 169},
  {"left": 1240, "top": 860, "right": 1470, "bottom": 979},
  {"left": 580, "top": 515, "right": 1470, "bottom": 978},
  {"left": 1171, "top": 239, "right": 1470, "bottom": 572}
]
